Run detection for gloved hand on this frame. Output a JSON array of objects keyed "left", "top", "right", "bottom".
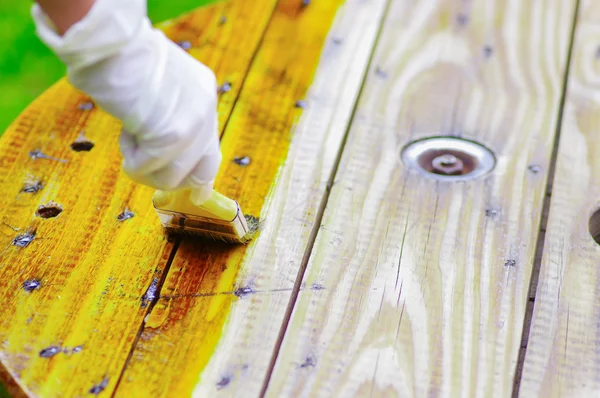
[{"left": 31, "top": 0, "right": 221, "bottom": 205}]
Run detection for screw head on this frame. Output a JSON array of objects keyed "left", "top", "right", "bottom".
[
  {"left": 432, "top": 154, "right": 464, "bottom": 175},
  {"left": 401, "top": 137, "right": 496, "bottom": 181},
  {"left": 234, "top": 156, "right": 251, "bottom": 166}
]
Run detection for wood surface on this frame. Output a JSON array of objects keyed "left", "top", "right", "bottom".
[
  {"left": 265, "top": 0, "right": 578, "bottom": 397},
  {"left": 0, "top": 1, "right": 278, "bottom": 396},
  {"left": 115, "top": 0, "right": 389, "bottom": 397},
  {"left": 518, "top": 1, "right": 600, "bottom": 396},
  {"left": 3, "top": 0, "right": 595, "bottom": 397}
]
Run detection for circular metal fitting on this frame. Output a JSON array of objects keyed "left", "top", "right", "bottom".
[{"left": 400, "top": 137, "right": 496, "bottom": 181}]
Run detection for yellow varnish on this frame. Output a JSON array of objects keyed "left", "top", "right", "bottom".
[{"left": 0, "top": 0, "right": 280, "bottom": 396}]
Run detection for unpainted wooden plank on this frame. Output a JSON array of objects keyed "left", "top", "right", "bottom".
[
  {"left": 265, "top": 0, "right": 578, "bottom": 397},
  {"left": 0, "top": 1, "right": 278, "bottom": 396},
  {"left": 115, "top": 0, "right": 389, "bottom": 397},
  {"left": 518, "top": 1, "right": 600, "bottom": 396}
]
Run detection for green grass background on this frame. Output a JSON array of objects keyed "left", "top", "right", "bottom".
[{"left": 0, "top": 0, "right": 215, "bottom": 138}]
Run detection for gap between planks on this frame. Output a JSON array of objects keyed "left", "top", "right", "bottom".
[
  {"left": 511, "top": 0, "right": 582, "bottom": 396},
  {"left": 111, "top": 239, "right": 181, "bottom": 395},
  {"left": 257, "top": 0, "right": 394, "bottom": 395}
]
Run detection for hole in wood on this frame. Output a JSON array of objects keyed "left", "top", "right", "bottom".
[
  {"left": 401, "top": 137, "right": 495, "bottom": 181},
  {"left": 589, "top": 210, "right": 600, "bottom": 244},
  {"left": 71, "top": 140, "right": 94, "bottom": 152},
  {"left": 35, "top": 201, "right": 63, "bottom": 218},
  {"left": 71, "top": 132, "right": 95, "bottom": 152}
]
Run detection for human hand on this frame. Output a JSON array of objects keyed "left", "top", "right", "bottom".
[{"left": 32, "top": 0, "right": 221, "bottom": 204}]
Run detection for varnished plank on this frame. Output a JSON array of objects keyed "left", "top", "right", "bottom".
[
  {"left": 0, "top": 1, "right": 277, "bottom": 396},
  {"left": 115, "top": 0, "right": 389, "bottom": 397},
  {"left": 518, "top": 1, "right": 600, "bottom": 396},
  {"left": 266, "top": 0, "right": 578, "bottom": 397}
]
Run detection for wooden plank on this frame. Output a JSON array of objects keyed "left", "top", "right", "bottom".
[
  {"left": 518, "top": 1, "right": 600, "bottom": 396},
  {"left": 265, "top": 0, "right": 578, "bottom": 397},
  {"left": 115, "top": 0, "right": 389, "bottom": 397},
  {"left": 0, "top": 1, "right": 277, "bottom": 396}
]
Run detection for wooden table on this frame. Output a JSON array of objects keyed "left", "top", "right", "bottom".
[{"left": 1, "top": 0, "right": 598, "bottom": 396}]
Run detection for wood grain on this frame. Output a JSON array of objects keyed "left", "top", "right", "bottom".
[
  {"left": 518, "top": 1, "right": 600, "bottom": 396},
  {"left": 265, "top": 0, "right": 578, "bottom": 397},
  {"left": 0, "top": 1, "right": 277, "bottom": 396},
  {"left": 115, "top": 0, "right": 389, "bottom": 397}
]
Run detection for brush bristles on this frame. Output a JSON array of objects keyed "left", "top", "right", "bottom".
[
  {"left": 164, "top": 227, "right": 254, "bottom": 244},
  {"left": 157, "top": 208, "right": 252, "bottom": 244}
]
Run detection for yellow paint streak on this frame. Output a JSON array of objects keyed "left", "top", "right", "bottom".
[
  {"left": 116, "top": 0, "right": 345, "bottom": 396},
  {"left": 0, "top": 0, "right": 278, "bottom": 396},
  {"left": 206, "top": 248, "right": 244, "bottom": 321}
]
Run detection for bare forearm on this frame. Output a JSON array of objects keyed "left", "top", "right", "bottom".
[{"left": 36, "top": 0, "right": 96, "bottom": 35}]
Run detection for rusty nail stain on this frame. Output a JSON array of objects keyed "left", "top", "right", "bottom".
[
  {"left": 39, "top": 346, "right": 61, "bottom": 358},
  {"left": 234, "top": 286, "right": 253, "bottom": 298},
  {"left": 219, "top": 82, "right": 232, "bottom": 94},
  {"left": 295, "top": 100, "right": 308, "bottom": 109},
  {"left": 23, "top": 278, "right": 42, "bottom": 292},
  {"left": 528, "top": 165, "right": 542, "bottom": 174},
  {"left": 233, "top": 156, "right": 250, "bottom": 166},
  {"left": 216, "top": 375, "right": 231, "bottom": 390},
  {"left": 505, "top": 260, "right": 516, "bottom": 267},
  {"left": 29, "top": 150, "right": 43, "bottom": 160},
  {"left": 375, "top": 67, "right": 388, "bottom": 78},
  {"left": 78, "top": 101, "right": 94, "bottom": 111},
  {"left": 299, "top": 356, "right": 316, "bottom": 368},
  {"left": 89, "top": 377, "right": 109, "bottom": 395},
  {"left": 141, "top": 278, "right": 159, "bottom": 308},
  {"left": 117, "top": 209, "right": 135, "bottom": 222},
  {"left": 13, "top": 231, "right": 36, "bottom": 248},
  {"left": 177, "top": 41, "right": 192, "bottom": 50},
  {"left": 485, "top": 209, "right": 499, "bottom": 217},
  {"left": 29, "top": 150, "right": 67, "bottom": 163},
  {"left": 21, "top": 180, "right": 44, "bottom": 193},
  {"left": 456, "top": 13, "right": 469, "bottom": 25},
  {"left": 36, "top": 201, "right": 63, "bottom": 219},
  {"left": 219, "top": 16, "right": 227, "bottom": 25}
]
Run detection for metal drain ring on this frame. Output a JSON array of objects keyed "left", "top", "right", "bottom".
[{"left": 400, "top": 137, "right": 496, "bottom": 181}]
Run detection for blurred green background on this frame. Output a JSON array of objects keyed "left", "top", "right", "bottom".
[{"left": 0, "top": 0, "right": 215, "bottom": 138}]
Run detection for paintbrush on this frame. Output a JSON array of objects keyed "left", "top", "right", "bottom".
[{"left": 152, "top": 189, "right": 256, "bottom": 244}]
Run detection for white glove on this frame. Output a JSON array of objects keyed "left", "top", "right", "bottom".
[{"left": 31, "top": 0, "right": 221, "bottom": 204}]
